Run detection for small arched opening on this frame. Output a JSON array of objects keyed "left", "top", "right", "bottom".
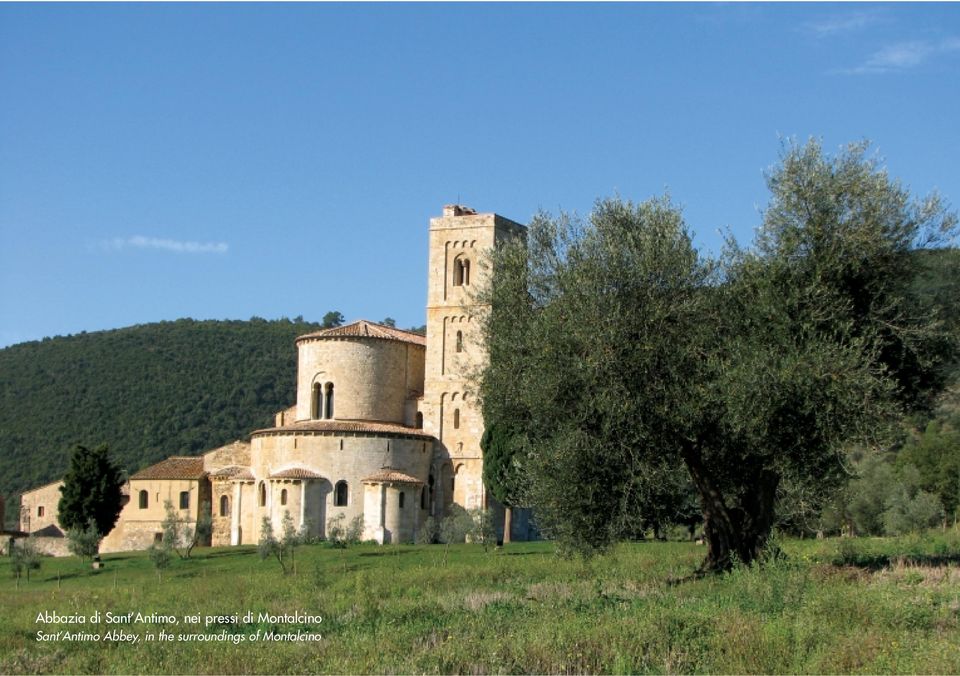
[
  {"left": 311, "top": 382, "right": 322, "bottom": 420},
  {"left": 324, "top": 382, "right": 335, "bottom": 419},
  {"left": 456, "top": 330, "right": 463, "bottom": 353},
  {"left": 258, "top": 482, "right": 266, "bottom": 507},
  {"left": 453, "top": 256, "right": 471, "bottom": 286},
  {"left": 280, "top": 488, "right": 288, "bottom": 506},
  {"left": 334, "top": 480, "right": 348, "bottom": 507},
  {"left": 138, "top": 490, "right": 148, "bottom": 509},
  {"left": 453, "top": 408, "right": 460, "bottom": 429},
  {"left": 219, "top": 494, "right": 229, "bottom": 517}
]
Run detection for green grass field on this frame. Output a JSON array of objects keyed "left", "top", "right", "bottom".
[{"left": 2, "top": 535, "right": 960, "bottom": 674}]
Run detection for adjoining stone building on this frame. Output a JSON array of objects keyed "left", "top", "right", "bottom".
[{"left": 19, "top": 205, "right": 534, "bottom": 553}]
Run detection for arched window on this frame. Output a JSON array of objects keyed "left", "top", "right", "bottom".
[
  {"left": 399, "top": 491, "right": 405, "bottom": 509},
  {"left": 219, "top": 494, "right": 229, "bottom": 517},
  {"left": 311, "top": 382, "right": 322, "bottom": 420},
  {"left": 280, "top": 488, "right": 288, "bottom": 506},
  {"left": 334, "top": 480, "right": 348, "bottom": 507},
  {"left": 453, "top": 408, "right": 460, "bottom": 429},
  {"left": 420, "top": 487, "right": 427, "bottom": 509},
  {"left": 453, "top": 256, "right": 471, "bottom": 286},
  {"left": 258, "top": 482, "right": 266, "bottom": 507},
  {"left": 324, "top": 382, "right": 335, "bottom": 419},
  {"left": 415, "top": 412, "right": 423, "bottom": 429},
  {"left": 179, "top": 491, "right": 190, "bottom": 509},
  {"left": 456, "top": 330, "right": 463, "bottom": 353},
  {"left": 139, "top": 490, "right": 148, "bottom": 509}
]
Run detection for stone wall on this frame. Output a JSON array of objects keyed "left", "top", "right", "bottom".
[
  {"left": 203, "top": 441, "right": 251, "bottom": 472},
  {"left": 100, "top": 478, "right": 204, "bottom": 553},
  {"left": 295, "top": 337, "right": 425, "bottom": 425},
  {"left": 18, "top": 481, "right": 64, "bottom": 534},
  {"left": 250, "top": 430, "right": 433, "bottom": 538}
]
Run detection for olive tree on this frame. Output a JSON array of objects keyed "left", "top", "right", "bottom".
[{"left": 477, "top": 140, "right": 956, "bottom": 572}]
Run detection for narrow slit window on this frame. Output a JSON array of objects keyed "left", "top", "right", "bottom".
[
  {"left": 220, "top": 494, "right": 229, "bottom": 517},
  {"left": 280, "top": 488, "right": 288, "bottom": 506},
  {"left": 456, "top": 330, "right": 463, "bottom": 353},
  {"left": 311, "top": 383, "right": 322, "bottom": 420},
  {"left": 325, "top": 382, "right": 335, "bottom": 419},
  {"left": 453, "top": 408, "right": 460, "bottom": 429}
]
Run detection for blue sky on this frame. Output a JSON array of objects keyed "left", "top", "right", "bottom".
[{"left": 1, "top": 3, "right": 958, "bottom": 348}]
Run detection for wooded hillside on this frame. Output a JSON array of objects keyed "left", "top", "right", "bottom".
[{"left": 0, "top": 317, "right": 324, "bottom": 524}]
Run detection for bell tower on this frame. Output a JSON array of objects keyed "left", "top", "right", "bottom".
[{"left": 421, "top": 205, "right": 525, "bottom": 515}]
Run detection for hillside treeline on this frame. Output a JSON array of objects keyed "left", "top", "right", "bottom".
[{"left": 0, "top": 317, "right": 325, "bottom": 525}]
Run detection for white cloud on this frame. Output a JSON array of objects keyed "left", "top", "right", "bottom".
[
  {"left": 838, "top": 37, "right": 960, "bottom": 75},
  {"left": 103, "top": 236, "right": 229, "bottom": 254},
  {"left": 806, "top": 12, "right": 880, "bottom": 37}
]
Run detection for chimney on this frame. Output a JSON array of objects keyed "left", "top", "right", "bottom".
[{"left": 443, "top": 204, "right": 478, "bottom": 217}]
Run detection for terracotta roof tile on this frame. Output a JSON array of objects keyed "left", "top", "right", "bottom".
[
  {"left": 130, "top": 457, "right": 206, "bottom": 481},
  {"left": 362, "top": 468, "right": 424, "bottom": 485},
  {"left": 253, "top": 419, "right": 434, "bottom": 439},
  {"left": 269, "top": 467, "right": 322, "bottom": 480},
  {"left": 209, "top": 466, "right": 253, "bottom": 480},
  {"left": 296, "top": 320, "right": 426, "bottom": 347}
]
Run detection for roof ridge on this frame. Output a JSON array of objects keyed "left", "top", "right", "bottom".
[{"left": 296, "top": 319, "right": 426, "bottom": 346}]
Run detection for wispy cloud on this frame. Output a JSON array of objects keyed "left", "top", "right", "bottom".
[
  {"left": 805, "top": 12, "right": 881, "bottom": 37},
  {"left": 103, "top": 236, "right": 229, "bottom": 254},
  {"left": 838, "top": 37, "right": 960, "bottom": 75}
]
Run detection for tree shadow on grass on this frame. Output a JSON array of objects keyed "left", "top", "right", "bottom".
[
  {"left": 358, "top": 550, "right": 416, "bottom": 558},
  {"left": 832, "top": 552, "right": 960, "bottom": 570}
]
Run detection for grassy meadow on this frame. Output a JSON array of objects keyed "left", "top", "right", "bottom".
[{"left": 2, "top": 535, "right": 960, "bottom": 674}]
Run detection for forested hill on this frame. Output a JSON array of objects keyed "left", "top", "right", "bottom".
[{"left": 0, "top": 317, "right": 325, "bottom": 519}]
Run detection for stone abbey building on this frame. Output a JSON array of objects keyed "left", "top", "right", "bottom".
[{"left": 19, "top": 205, "right": 532, "bottom": 553}]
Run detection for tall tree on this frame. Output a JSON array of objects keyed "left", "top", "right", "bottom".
[
  {"left": 58, "top": 444, "right": 124, "bottom": 538},
  {"left": 480, "top": 422, "right": 526, "bottom": 543},
  {"left": 321, "top": 311, "right": 345, "bottom": 329},
  {"left": 478, "top": 141, "right": 956, "bottom": 572}
]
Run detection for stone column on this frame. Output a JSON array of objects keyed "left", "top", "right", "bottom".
[
  {"left": 300, "top": 480, "right": 307, "bottom": 529},
  {"left": 231, "top": 481, "right": 242, "bottom": 546}
]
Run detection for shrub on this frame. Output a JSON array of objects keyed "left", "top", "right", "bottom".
[
  {"left": 66, "top": 519, "right": 101, "bottom": 561},
  {"left": 11, "top": 537, "right": 42, "bottom": 581}
]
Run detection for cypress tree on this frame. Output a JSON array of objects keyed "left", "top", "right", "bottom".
[{"left": 58, "top": 444, "right": 124, "bottom": 537}]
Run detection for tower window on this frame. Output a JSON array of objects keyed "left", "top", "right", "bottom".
[
  {"left": 453, "top": 256, "right": 471, "bottom": 286},
  {"left": 399, "top": 491, "right": 405, "bottom": 509},
  {"left": 325, "top": 382, "right": 335, "bottom": 419},
  {"left": 420, "top": 487, "right": 427, "bottom": 509},
  {"left": 456, "top": 330, "right": 463, "bottom": 353},
  {"left": 139, "top": 490, "right": 148, "bottom": 509},
  {"left": 280, "top": 488, "right": 288, "bottom": 506},
  {"left": 179, "top": 491, "right": 190, "bottom": 510},
  {"left": 259, "top": 482, "right": 266, "bottom": 507},
  {"left": 220, "top": 494, "right": 229, "bottom": 517},
  {"left": 453, "top": 408, "right": 460, "bottom": 429},
  {"left": 37, "top": 506, "right": 45, "bottom": 518},
  {"left": 334, "top": 480, "right": 348, "bottom": 507},
  {"left": 311, "top": 383, "right": 322, "bottom": 420}
]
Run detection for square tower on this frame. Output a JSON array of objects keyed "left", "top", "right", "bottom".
[{"left": 421, "top": 205, "right": 525, "bottom": 514}]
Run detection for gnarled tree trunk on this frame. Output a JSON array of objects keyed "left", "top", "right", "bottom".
[{"left": 682, "top": 443, "right": 779, "bottom": 573}]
